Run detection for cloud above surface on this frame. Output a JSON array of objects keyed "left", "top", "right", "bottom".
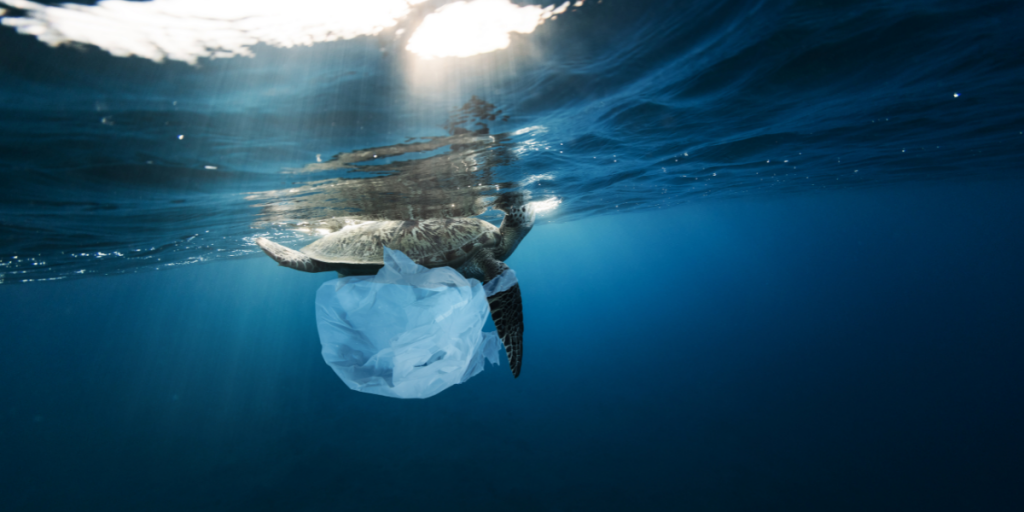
[{"left": 0, "top": 0, "right": 574, "bottom": 64}]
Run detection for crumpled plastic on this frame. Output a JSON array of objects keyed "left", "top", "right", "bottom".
[{"left": 315, "top": 247, "right": 509, "bottom": 399}]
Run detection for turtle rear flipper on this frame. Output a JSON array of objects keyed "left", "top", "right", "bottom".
[{"left": 256, "top": 237, "right": 331, "bottom": 273}]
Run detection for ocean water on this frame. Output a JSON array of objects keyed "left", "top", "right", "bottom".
[{"left": 1, "top": 0, "right": 1023, "bottom": 510}]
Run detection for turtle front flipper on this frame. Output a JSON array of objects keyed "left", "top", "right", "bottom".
[
  {"left": 256, "top": 237, "right": 331, "bottom": 273},
  {"left": 488, "top": 283, "right": 523, "bottom": 378},
  {"left": 462, "top": 247, "right": 525, "bottom": 378}
]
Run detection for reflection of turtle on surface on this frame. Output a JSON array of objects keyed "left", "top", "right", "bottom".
[{"left": 256, "top": 193, "right": 534, "bottom": 378}]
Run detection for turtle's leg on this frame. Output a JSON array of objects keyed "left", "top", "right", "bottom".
[
  {"left": 488, "top": 283, "right": 523, "bottom": 378},
  {"left": 464, "top": 248, "right": 524, "bottom": 378},
  {"left": 256, "top": 238, "right": 332, "bottom": 273}
]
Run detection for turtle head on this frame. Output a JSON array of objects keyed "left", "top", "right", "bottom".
[{"left": 492, "top": 192, "right": 535, "bottom": 260}]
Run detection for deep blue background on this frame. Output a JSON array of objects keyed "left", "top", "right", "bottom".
[
  {"left": 2, "top": 181, "right": 1022, "bottom": 511},
  {"left": 2, "top": 0, "right": 1024, "bottom": 509}
]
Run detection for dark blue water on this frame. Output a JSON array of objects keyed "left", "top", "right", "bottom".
[{"left": 2, "top": 0, "right": 1023, "bottom": 510}]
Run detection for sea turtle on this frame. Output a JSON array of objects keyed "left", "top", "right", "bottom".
[{"left": 255, "top": 194, "right": 534, "bottom": 377}]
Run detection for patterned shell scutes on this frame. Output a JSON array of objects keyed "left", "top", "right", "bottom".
[{"left": 300, "top": 218, "right": 500, "bottom": 266}]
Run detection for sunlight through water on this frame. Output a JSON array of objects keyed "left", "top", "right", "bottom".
[
  {"left": 405, "top": 0, "right": 569, "bottom": 59},
  {"left": 0, "top": 0, "right": 428, "bottom": 64},
  {"left": 0, "top": 0, "right": 578, "bottom": 63}
]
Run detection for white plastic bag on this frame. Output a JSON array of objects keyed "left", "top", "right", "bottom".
[{"left": 315, "top": 247, "right": 503, "bottom": 399}]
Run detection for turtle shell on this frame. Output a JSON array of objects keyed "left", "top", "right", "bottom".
[{"left": 300, "top": 218, "right": 500, "bottom": 267}]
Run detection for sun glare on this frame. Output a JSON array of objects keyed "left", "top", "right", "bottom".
[
  {"left": 530, "top": 197, "right": 561, "bottom": 213},
  {"left": 405, "top": 0, "right": 569, "bottom": 59}
]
